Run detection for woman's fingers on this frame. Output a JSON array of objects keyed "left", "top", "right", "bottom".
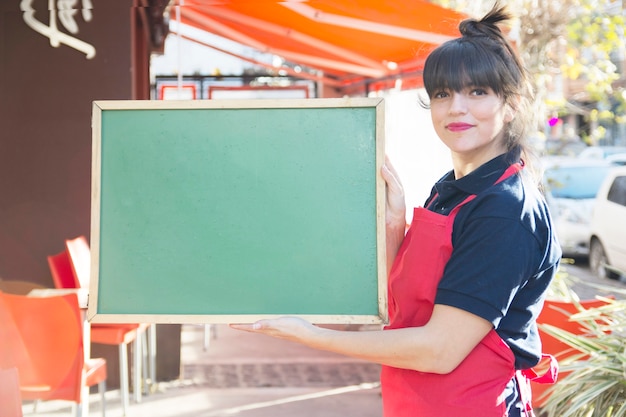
[
  {"left": 382, "top": 156, "right": 402, "bottom": 187},
  {"left": 230, "top": 317, "right": 316, "bottom": 342},
  {"left": 382, "top": 156, "right": 406, "bottom": 226},
  {"left": 229, "top": 322, "right": 263, "bottom": 332}
]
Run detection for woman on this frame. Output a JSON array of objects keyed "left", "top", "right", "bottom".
[{"left": 231, "top": 4, "right": 561, "bottom": 416}]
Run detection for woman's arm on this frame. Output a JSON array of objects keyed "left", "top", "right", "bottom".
[
  {"left": 232, "top": 158, "right": 491, "bottom": 374},
  {"left": 230, "top": 304, "right": 492, "bottom": 374}
]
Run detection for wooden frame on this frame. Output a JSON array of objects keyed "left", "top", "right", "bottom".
[{"left": 89, "top": 98, "right": 386, "bottom": 324}]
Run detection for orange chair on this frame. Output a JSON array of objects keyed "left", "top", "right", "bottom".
[
  {"left": 0, "top": 291, "right": 107, "bottom": 416},
  {"left": 65, "top": 236, "right": 154, "bottom": 402},
  {"left": 532, "top": 298, "right": 611, "bottom": 408},
  {"left": 48, "top": 236, "right": 151, "bottom": 414},
  {"left": 0, "top": 367, "right": 24, "bottom": 417}
]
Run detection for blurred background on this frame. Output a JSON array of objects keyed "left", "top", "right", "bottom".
[{"left": 1, "top": 1, "right": 625, "bottom": 414}]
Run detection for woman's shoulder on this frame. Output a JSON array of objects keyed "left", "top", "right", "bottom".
[
  {"left": 455, "top": 172, "right": 560, "bottom": 261},
  {"left": 458, "top": 171, "right": 557, "bottom": 250},
  {"left": 469, "top": 172, "right": 546, "bottom": 217}
]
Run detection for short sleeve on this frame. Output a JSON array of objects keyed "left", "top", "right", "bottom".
[{"left": 435, "top": 208, "right": 543, "bottom": 327}]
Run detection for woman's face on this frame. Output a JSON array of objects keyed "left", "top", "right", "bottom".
[{"left": 429, "top": 85, "right": 513, "bottom": 165}]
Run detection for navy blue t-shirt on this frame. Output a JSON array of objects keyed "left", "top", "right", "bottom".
[
  {"left": 424, "top": 153, "right": 561, "bottom": 370},
  {"left": 423, "top": 152, "right": 561, "bottom": 415}
]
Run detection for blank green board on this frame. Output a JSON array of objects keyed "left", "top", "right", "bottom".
[{"left": 88, "top": 98, "right": 387, "bottom": 324}]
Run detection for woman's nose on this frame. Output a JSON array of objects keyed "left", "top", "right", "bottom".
[{"left": 448, "top": 93, "right": 468, "bottom": 114}]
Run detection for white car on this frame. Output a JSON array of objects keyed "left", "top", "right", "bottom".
[
  {"left": 589, "top": 166, "right": 626, "bottom": 280},
  {"left": 541, "top": 157, "right": 614, "bottom": 258}
]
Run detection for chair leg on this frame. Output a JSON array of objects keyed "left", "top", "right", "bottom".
[
  {"left": 99, "top": 380, "right": 106, "bottom": 417},
  {"left": 203, "top": 324, "right": 211, "bottom": 351},
  {"left": 148, "top": 324, "right": 157, "bottom": 392},
  {"left": 204, "top": 324, "right": 218, "bottom": 350},
  {"left": 132, "top": 335, "right": 142, "bottom": 403},
  {"left": 141, "top": 330, "right": 149, "bottom": 395},
  {"left": 119, "top": 343, "right": 129, "bottom": 416},
  {"left": 73, "top": 383, "right": 106, "bottom": 417}
]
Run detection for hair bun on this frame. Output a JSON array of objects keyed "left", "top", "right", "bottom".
[
  {"left": 459, "top": 19, "right": 487, "bottom": 37},
  {"left": 459, "top": 4, "right": 511, "bottom": 39}
]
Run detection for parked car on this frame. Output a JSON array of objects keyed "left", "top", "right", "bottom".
[
  {"left": 589, "top": 166, "right": 626, "bottom": 280},
  {"left": 579, "top": 145, "right": 626, "bottom": 160},
  {"left": 606, "top": 153, "right": 626, "bottom": 166},
  {"left": 541, "top": 157, "right": 614, "bottom": 258}
]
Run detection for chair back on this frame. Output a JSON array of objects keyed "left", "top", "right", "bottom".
[
  {"left": 65, "top": 235, "right": 91, "bottom": 289},
  {"left": 0, "top": 367, "right": 23, "bottom": 417},
  {"left": 0, "top": 279, "right": 46, "bottom": 295},
  {"left": 0, "top": 292, "right": 31, "bottom": 373},
  {"left": 48, "top": 250, "right": 81, "bottom": 289},
  {"left": 0, "top": 291, "right": 85, "bottom": 402}
]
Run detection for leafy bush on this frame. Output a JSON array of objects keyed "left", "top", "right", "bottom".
[{"left": 540, "top": 280, "right": 626, "bottom": 417}]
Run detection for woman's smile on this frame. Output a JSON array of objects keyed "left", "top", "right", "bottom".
[{"left": 446, "top": 122, "right": 474, "bottom": 132}]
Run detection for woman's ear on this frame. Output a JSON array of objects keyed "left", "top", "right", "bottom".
[{"left": 504, "top": 101, "right": 518, "bottom": 123}]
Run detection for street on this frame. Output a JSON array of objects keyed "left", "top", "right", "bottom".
[{"left": 559, "top": 257, "right": 626, "bottom": 300}]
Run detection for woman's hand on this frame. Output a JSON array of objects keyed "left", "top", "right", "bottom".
[{"left": 230, "top": 317, "right": 320, "bottom": 345}]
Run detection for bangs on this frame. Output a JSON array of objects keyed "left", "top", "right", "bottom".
[{"left": 423, "top": 40, "right": 509, "bottom": 98}]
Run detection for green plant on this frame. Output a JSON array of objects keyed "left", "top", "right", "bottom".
[
  {"left": 540, "top": 282, "right": 626, "bottom": 417},
  {"left": 545, "top": 262, "right": 583, "bottom": 302}
]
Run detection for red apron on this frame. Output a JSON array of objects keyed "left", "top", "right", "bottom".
[{"left": 381, "top": 163, "right": 555, "bottom": 417}]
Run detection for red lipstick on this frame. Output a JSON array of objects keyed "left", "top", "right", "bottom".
[{"left": 447, "top": 122, "right": 473, "bottom": 132}]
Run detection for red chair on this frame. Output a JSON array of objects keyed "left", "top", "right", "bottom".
[
  {"left": 48, "top": 236, "right": 151, "bottom": 415},
  {"left": 48, "top": 251, "right": 80, "bottom": 289},
  {"left": 0, "top": 291, "right": 107, "bottom": 416},
  {"left": 532, "top": 298, "right": 611, "bottom": 408}
]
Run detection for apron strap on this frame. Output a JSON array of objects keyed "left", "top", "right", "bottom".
[
  {"left": 427, "top": 161, "right": 523, "bottom": 210},
  {"left": 522, "top": 353, "right": 559, "bottom": 384},
  {"left": 495, "top": 161, "right": 523, "bottom": 185},
  {"left": 515, "top": 370, "right": 537, "bottom": 417},
  {"left": 516, "top": 353, "right": 559, "bottom": 416}
]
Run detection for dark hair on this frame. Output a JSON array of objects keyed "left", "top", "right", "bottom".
[{"left": 421, "top": 3, "right": 537, "bottom": 170}]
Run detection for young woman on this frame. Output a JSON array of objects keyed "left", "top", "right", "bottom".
[{"left": 231, "top": 4, "right": 561, "bottom": 416}]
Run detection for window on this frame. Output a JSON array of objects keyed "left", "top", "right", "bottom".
[
  {"left": 607, "top": 176, "right": 626, "bottom": 206},
  {"left": 545, "top": 165, "right": 612, "bottom": 199}
]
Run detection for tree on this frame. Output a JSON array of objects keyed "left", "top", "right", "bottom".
[
  {"left": 432, "top": 0, "right": 626, "bottom": 146},
  {"left": 560, "top": 0, "right": 625, "bottom": 145}
]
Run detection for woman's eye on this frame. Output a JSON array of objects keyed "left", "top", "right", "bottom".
[
  {"left": 470, "top": 88, "right": 489, "bottom": 96},
  {"left": 433, "top": 90, "right": 449, "bottom": 99}
]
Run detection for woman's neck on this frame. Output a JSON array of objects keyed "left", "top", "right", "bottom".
[{"left": 450, "top": 143, "right": 509, "bottom": 179}]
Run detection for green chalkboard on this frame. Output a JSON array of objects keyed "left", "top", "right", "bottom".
[{"left": 88, "top": 98, "right": 386, "bottom": 324}]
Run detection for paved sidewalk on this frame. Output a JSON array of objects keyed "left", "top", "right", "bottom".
[{"left": 181, "top": 323, "right": 382, "bottom": 387}]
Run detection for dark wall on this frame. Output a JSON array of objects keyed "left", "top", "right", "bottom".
[
  {"left": 0, "top": 1, "right": 180, "bottom": 387},
  {"left": 0, "top": 1, "right": 132, "bottom": 285}
]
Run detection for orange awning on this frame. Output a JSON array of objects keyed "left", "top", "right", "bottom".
[{"left": 168, "top": 1, "right": 467, "bottom": 95}]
